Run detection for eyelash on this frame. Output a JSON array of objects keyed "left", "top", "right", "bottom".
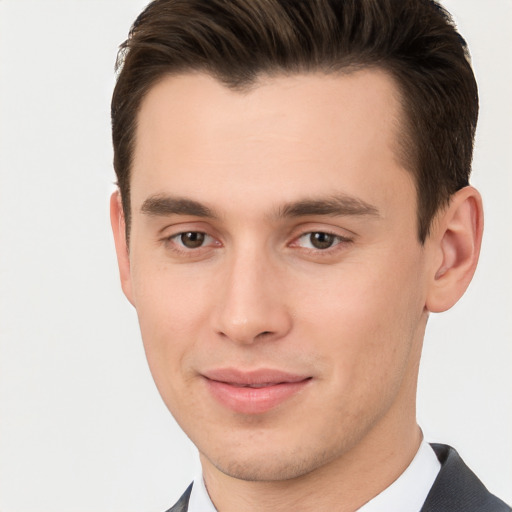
[
  {"left": 292, "top": 231, "right": 352, "bottom": 252},
  {"left": 162, "top": 229, "right": 353, "bottom": 258},
  {"left": 163, "top": 232, "right": 219, "bottom": 254}
]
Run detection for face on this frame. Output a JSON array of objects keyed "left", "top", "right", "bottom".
[{"left": 114, "top": 70, "right": 434, "bottom": 482}]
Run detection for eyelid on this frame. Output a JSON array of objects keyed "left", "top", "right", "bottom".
[
  {"left": 156, "top": 218, "right": 218, "bottom": 236},
  {"left": 158, "top": 219, "right": 222, "bottom": 239},
  {"left": 288, "top": 221, "right": 355, "bottom": 240}
]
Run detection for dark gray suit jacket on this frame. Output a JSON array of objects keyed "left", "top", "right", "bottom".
[{"left": 166, "top": 444, "right": 511, "bottom": 512}]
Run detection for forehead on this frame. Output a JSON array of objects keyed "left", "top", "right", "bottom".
[{"left": 131, "top": 70, "right": 412, "bottom": 215}]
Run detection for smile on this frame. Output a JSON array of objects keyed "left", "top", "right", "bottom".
[{"left": 202, "top": 368, "right": 312, "bottom": 415}]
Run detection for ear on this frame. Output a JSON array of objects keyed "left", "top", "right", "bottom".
[
  {"left": 425, "top": 186, "right": 483, "bottom": 313},
  {"left": 110, "top": 191, "right": 135, "bottom": 306}
]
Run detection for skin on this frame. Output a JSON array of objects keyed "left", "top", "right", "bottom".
[{"left": 111, "top": 70, "right": 483, "bottom": 511}]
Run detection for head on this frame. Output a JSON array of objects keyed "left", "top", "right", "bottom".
[{"left": 110, "top": 0, "right": 482, "bottom": 489}]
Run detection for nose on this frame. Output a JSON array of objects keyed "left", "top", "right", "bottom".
[{"left": 212, "top": 248, "right": 293, "bottom": 345}]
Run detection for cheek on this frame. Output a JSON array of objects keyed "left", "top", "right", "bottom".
[
  {"left": 132, "top": 255, "right": 213, "bottom": 333},
  {"left": 129, "top": 260, "right": 214, "bottom": 396},
  {"left": 297, "top": 254, "right": 426, "bottom": 386}
]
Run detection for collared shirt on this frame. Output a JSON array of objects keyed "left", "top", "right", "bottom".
[{"left": 188, "top": 439, "right": 441, "bottom": 512}]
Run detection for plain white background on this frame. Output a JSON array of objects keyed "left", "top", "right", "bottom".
[{"left": 0, "top": 1, "right": 510, "bottom": 511}]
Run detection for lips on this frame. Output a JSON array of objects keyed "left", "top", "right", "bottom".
[{"left": 202, "top": 368, "right": 312, "bottom": 414}]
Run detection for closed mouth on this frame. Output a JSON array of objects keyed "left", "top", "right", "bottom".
[{"left": 201, "top": 368, "right": 312, "bottom": 414}]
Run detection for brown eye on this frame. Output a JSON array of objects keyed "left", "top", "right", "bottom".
[
  {"left": 309, "top": 232, "right": 336, "bottom": 249},
  {"left": 180, "top": 232, "right": 206, "bottom": 248}
]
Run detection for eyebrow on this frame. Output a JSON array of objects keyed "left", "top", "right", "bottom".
[
  {"left": 277, "top": 195, "right": 380, "bottom": 218},
  {"left": 140, "top": 193, "right": 380, "bottom": 220},
  {"left": 141, "top": 195, "right": 217, "bottom": 218}
]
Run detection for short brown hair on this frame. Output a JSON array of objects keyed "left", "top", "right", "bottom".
[{"left": 111, "top": 0, "right": 478, "bottom": 242}]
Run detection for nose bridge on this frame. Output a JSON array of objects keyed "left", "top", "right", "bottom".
[{"left": 213, "top": 241, "right": 291, "bottom": 344}]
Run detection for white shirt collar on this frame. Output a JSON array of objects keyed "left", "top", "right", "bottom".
[
  {"left": 355, "top": 439, "right": 441, "bottom": 512},
  {"left": 188, "top": 440, "right": 440, "bottom": 512},
  {"left": 188, "top": 472, "right": 217, "bottom": 512}
]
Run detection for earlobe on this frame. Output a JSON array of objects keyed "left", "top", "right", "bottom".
[
  {"left": 425, "top": 186, "right": 483, "bottom": 313},
  {"left": 110, "top": 191, "right": 135, "bottom": 306}
]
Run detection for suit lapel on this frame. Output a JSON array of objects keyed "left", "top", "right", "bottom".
[
  {"left": 421, "top": 444, "right": 510, "bottom": 512},
  {"left": 165, "top": 483, "right": 193, "bottom": 512}
]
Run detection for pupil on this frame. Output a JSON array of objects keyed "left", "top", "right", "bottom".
[
  {"left": 310, "top": 232, "right": 334, "bottom": 249},
  {"left": 181, "top": 232, "right": 205, "bottom": 248}
]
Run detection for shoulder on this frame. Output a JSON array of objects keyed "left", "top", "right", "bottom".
[
  {"left": 164, "top": 483, "right": 193, "bottom": 512},
  {"left": 421, "top": 444, "right": 511, "bottom": 512}
]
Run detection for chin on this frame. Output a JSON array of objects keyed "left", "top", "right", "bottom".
[{"left": 202, "top": 441, "right": 341, "bottom": 482}]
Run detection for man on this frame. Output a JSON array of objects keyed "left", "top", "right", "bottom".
[{"left": 109, "top": 0, "right": 510, "bottom": 510}]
